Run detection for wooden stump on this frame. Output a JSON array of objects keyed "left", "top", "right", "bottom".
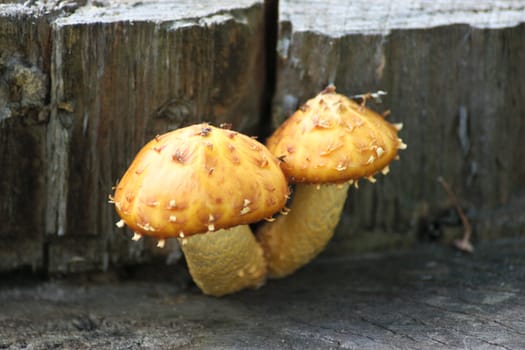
[
  {"left": 1, "top": 0, "right": 266, "bottom": 273},
  {"left": 273, "top": 0, "right": 525, "bottom": 251},
  {"left": 0, "top": 4, "right": 53, "bottom": 272}
]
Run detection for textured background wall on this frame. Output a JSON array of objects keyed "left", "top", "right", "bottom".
[
  {"left": 1, "top": 0, "right": 524, "bottom": 274},
  {"left": 272, "top": 0, "right": 525, "bottom": 253},
  {"left": 1, "top": 0, "right": 267, "bottom": 273}
]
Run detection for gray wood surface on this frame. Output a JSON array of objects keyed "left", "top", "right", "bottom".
[
  {"left": 2, "top": 238, "right": 524, "bottom": 349},
  {"left": 273, "top": 0, "right": 525, "bottom": 250}
]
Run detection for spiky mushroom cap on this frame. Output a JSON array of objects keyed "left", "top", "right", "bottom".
[
  {"left": 266, "top": 85, "right": 406, "bottom": 184},
  {"left": 113, "top": 123, "right": 289, "bottom": 239}
]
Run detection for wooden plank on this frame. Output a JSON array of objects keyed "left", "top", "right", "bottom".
[
  {"left": 0, "top": 4, "right": 53, "bottom": 272},
  {"left": 46, "top": 0, "right": 266, "bottom": 272},
  {"left": 273, "top": 0, "right": 525, "bottom": 251}
]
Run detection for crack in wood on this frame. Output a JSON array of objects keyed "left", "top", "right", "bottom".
[
  {"left": 397, "top": 312, "right": 449, "bottom": 346},
  {"left": 287, "top": 316, "right": 381, "bottom": 345},
  {"left": 417, "top": 300, "right": 525, "bottom": 336},
  {"left": 479, "top": 338, "right": 515, "bottom": 350},
  {"left": 358, "top": 315, "right": 418, "bottom": 345}
]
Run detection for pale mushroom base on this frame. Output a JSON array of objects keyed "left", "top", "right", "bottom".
[
  {"left": 257, "top": 183, "right": 350, "bottom": 278},
  {"left": 179, "top": 225, "right": 267, "bottom": 296}
]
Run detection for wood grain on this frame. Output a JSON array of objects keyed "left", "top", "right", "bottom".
[
  {"left": 1, "top": 0, "right": 524, "bottom": 273},
  {"left": 273, "top": 0, "right": 525, "bottom": 249},
  {"left": 1, "top": 0, "right": 266, "bottom": 273}
]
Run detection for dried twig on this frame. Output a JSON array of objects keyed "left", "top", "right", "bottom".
[
  {"left": 437, "top": 176, "right": 474, "bottom": 253},
  {"left": 350, "top": 90, "right": 388, "bottom": 106}
]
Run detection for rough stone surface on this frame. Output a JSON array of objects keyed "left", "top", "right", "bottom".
[
  {"left": 1, "top": 238, "right": 524, "bottom": 349},
  {"left": 273, "top": 0, "right": 525, "bottom": 250}
]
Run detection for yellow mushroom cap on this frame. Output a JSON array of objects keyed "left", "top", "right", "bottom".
[
  {"left": 267, "top": 86, "right": 404, "bottom": 184},
  {"left": 113, "top": 123, "right": 289, "bottom": 238}
]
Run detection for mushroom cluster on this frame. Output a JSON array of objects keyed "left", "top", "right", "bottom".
[
  {"left": 256, "top": 85, "right": 406, "bottom": 278},
  {"left": 112, "top": 123, "right": 289, "bottom": 296},
  {"left": 111, "top": 86, "right": 405, "bottom": 296}
]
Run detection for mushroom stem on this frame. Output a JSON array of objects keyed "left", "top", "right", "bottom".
[
  {"left": 257, "top": 182, "right": 350, "bottom": 278},
  {"left": 179, "top": 225, "right": 267, "bottom": 296}
]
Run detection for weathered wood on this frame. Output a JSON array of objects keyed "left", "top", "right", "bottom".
[
  {"left": 2, "top": 0, "right": 525, "bottom": 274},
  {"left": 273, "top": 0, "right": 525, "bottom": 251},
  {"left": 0, "top": 4, "right": 53, "bottom": 272},
  {"left": 46, "top": 0, "right": 266, "bottom": 273},
  {"left": 1, "top": 0, "right": 267, "bottom": 273},
  {"left": 1, "top": 238, "right": 525, "bottom": 349}
]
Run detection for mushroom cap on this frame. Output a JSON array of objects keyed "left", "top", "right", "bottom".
[
  {"left": 113, "top": 123, "right": 289, "bottom": 238},
  {"left": 266, "top": 87, "right": 404, "bottom": 184}
]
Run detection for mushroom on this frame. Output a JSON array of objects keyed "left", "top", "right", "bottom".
[
  {"left": 256, "top": 85, "right": 406, "bottom": 278},
  {"left": 112, "top": 123, "right": 289, "bottom": 296}
]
